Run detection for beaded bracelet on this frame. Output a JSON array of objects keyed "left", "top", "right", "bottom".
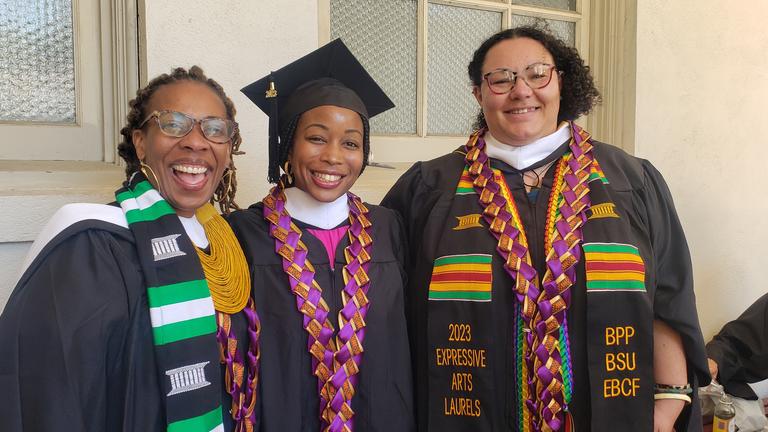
[
  {"left": 654, "top": 383, "right": 692, "bottom": 395},
  {"left": 654, "top": 393, "right": 692, "bottom": 404}
]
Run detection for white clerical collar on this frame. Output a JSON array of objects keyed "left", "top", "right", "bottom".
[
  {"left": 178, "top": 214, "right": 208, "bottom": 249},
  {"left": 484, "top": 123, "right": 571, "bottom": 170},
  {"left": 283, "top": 187, "right": 349, "bottom": 229}
]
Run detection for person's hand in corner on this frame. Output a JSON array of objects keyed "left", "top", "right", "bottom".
[{"left": 708, "top": 358, "right": 719, "bottom": 381}]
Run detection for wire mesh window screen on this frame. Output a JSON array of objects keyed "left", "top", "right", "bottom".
[
  {"left": 330, "top": 0, "right": 418, "bottom": 134},
  {"left": 512, "top": 0, "right": 577, "bottom": 11},
  {"left": 329, "top": 0, "right": 583, "bottom": 137},
  {"left": 427, "top": 4, "right": 502, "bottom": 135},
  {"left": 511, "top": 14, "right": 576, "bottom": 47},
  {"left": 0, "top": 0, "right": 76, "bottom": 123}
]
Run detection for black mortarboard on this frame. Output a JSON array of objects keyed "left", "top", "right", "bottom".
[{"left": 241, "top": 38, "right": 394, "bottom": 183}]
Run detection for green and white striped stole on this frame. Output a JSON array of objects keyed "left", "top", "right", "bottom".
[{"left": 116, "top": 174, "right": 224, "bottom": 432}]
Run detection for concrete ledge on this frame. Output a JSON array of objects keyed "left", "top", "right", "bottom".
[
  {"left": 349, "top": 162, "right": 412, "bottom": 205},
  {"left": 0, "top": 160, "right": 414, "bottom": 242},
  {"left": 370, "top": 135, "right": 465, "bottom": 163},
  {"left": 0, "top": 161, "right": 124, "bottom": 242}
]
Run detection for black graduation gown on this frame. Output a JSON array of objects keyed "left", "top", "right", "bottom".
[
  {"left": 0, "top": 216, "right": 250, "bottom": 432},
  {"left": 381, "top": 141, "right": 710, "bottom": 431},
  {"left": 706, "top": 292, "right": 768, "bottom": 399},
  {"left": 227, "top": 202, "right": 415, "bottom": 432}
]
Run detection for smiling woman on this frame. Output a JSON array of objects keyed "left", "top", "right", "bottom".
[
  {"left": 131, "top": 81, "right": 234, "bottom": 216},
  {"left": 382, "top": 25, "right": 710, "bottom": 432},
  {"left": 228, "top": 39, "right": 415, "bottom": 431},
  {"left": 288, "top": 105, "right": 364, "bottom": 203},
  {"left": 0, "top": 66, "right": 261, "bottom": 432},
  {"left": 472, "top": 37, "right": 563, "bottom": 147}
]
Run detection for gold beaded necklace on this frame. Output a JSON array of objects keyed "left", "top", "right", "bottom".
[{"left": 194, "top": 203, "right": 251, "bottom": 314}]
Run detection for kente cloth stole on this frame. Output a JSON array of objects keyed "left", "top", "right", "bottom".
[
  {"left": 262, "top": 183, "right": 373, "bottom": 432},
  {"left": 115, "top": 173, "right": 223, "bottom": 432},
  {"left": 464, "top": 122, "right": 594, "bottom": 432}
]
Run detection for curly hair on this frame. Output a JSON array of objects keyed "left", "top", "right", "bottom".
[
  {"left": 468, "top": 24, "right": 602, "bottom": 130},
  {"left": 117, "top": 65, "right": 243, "bottom": 214},
  {"left": 271, "top": 112, "right": 370, "bottom": 185}
]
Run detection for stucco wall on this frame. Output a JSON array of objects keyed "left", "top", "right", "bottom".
[
  {"left": 142, "top": 0, "right": 320, "bottom": 208},
  {"left": 635, "top": 0, "right": 768, "bottom": 338}
]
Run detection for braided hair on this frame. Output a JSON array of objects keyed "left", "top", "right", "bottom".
[
  {"left": 117, "top": 65, "right": 243, "bottom": 214},
  {"left": 468, "top": 24, "right": 602, "bottom": 130},
  {"left": 273, "top": 112, "right": 370, "bottom": 185}
]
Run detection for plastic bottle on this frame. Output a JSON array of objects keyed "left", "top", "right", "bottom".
[{"left": 713, "top": 392, "right": 736, "bottom": 432}]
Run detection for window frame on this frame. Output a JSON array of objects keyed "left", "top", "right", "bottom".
[
  {"left": 0, "top": 0, "right": 139, "bottom": 163},
  {"left": 0, "top": 0, "right": 139, "bottom": 246},
  {"left": 319, "top": 0, "right": 592, "bottom": 161}
]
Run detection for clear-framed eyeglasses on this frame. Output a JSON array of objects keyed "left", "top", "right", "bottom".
[
  {"left": 482, "top": 63, "right": 560, "bottom": 95},
  {"left": 138, "top": 110, "right": 238, "bottom": 144}
]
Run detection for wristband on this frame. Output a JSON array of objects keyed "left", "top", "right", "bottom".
[{"left": 654, "top": 392, "right": 692, "bottom": 404}]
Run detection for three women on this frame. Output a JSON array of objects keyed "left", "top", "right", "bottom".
[{"left": 1, "top": 26, "right": 710, "bottom": 432}]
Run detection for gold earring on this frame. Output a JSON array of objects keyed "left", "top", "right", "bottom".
[
  {"left": 282, "top": 161, "right": 293, "bottom": 185},
  {"left": 140, "top": 161, "right": 160, "bottom": 189},
  {"left": 221, "top": 169, "right": 234, "bottom": 200}
]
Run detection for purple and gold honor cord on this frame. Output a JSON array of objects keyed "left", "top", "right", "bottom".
[
  {"left": 216, "top": 298, "right": 261, "bottom": 432},
  {"left": 464, "top": 123, "right": 593, "bottom": 431},
  {"left": 263, "top": 181, "right": 373, "bottom": 432}
]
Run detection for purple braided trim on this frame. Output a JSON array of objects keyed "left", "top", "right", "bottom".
[
  {"left": 467, "top": 135, "right": 542, "bottom": 428},
  {"left": 242, "top": 301, "right": 261, "bottom": 427},
  {"left": 216, "top": 297, "right": 261, "bottom": 431},
  {"left": 264, "top": 185, "right": 371, "bottom": 432},
  {"left": 465, "top": 124, "right": 594, "bottom": 431},
  {"left": 326, "top": 193, "right": 372, "bottom": 432},
  {"left": 264, "top": 186, "right": 335, "bottom": 426},
  {"left": 535, "top": 123, "right": 593, "bottom": 430}
]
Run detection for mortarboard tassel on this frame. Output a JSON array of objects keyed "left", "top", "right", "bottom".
[{"left": 266, "top": 73, "right": 280, "bottom": 183}]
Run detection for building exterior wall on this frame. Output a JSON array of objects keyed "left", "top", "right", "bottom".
[
  {"left": 635, "top": 0, "right": 768, "bottom": 338},
  {"left": 142, "top": 0, "right": 320, "bottom": 208}
]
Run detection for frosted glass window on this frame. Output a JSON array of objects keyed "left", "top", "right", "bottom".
[
  {"left": 512, "top": 0, "right": 577, "bottom": 11},
  {"left": 512, "top": 15, "right": 576, "bottom": 47},
  {"left": 331, "top": 0, "right": 417, "bottom": 134},
  {"left": 427, "top": 4, "right": 502, "bottom": 135},
  {"left": 0, "top": 0, "right": 76, "bottom": 123}
]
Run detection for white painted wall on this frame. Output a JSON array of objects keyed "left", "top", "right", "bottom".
[
  {"left": 0, "top": 243, "right": 30, "bottom": 308},
  {"left": 635, "top": 0, "right": 768, "bottom": 338},
  {"left": 142, "top": 0, "right": 319, "bottom": 208}
]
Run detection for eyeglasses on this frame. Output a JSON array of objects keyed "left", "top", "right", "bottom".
[
  {"left": 138, "top": 110, "right": 238, "bottom": 144},
  {"left": 482, "top": 63, "right": 559, "bottom": 95}
]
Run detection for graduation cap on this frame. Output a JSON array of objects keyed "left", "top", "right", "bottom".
[{"left": 241, "top": 38, "right": 395, "bottom": 183}]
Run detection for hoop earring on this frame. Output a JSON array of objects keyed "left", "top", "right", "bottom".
[
  {"left": 282, "top": 161, "right": 294, "bottom": 185},
  {"left": 220, "top": 169, "right": 234, "bottom": 201},
  {"left": 140, "top": 161, "right": 160, "bottom": 189}
]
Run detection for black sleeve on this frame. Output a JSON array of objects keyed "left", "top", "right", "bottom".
[
  {"left": 381, "top": 162, "right": 423, "bottom": 241},
  {"left": 637, "top": 161, "right": 711, "bottom": 432},
  {"left": 381, "top": 161, "right": 447, "bottom": 262},
  {"left": 390, "top": 208, "right": 410, "bottom": 291},
  {"left": 707, "top": 292, "right": 768, "bottom": 394},
  {"left": 0, "top": 230, "right": 138, "bottom": 432},
  {"left": 640, "top": 160, "right": 711, "bottom": 386}
]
